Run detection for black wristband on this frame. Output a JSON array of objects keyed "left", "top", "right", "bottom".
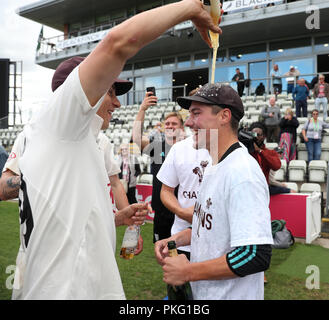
[{"left": 226, "top": 244, "right": 272, "bottom": 277}]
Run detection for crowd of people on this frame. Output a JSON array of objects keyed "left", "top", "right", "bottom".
[{"left": 252, "top": 71, "right": 329, "bottom": 163}]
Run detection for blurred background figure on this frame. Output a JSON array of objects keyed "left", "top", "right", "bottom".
[
  {"left": 279, "top": 108, "right": 299, "bottom": 164},
  {"left": 313, "top": 74, "right": 329, "bottom": 121},
  {"left": 118, "top": 143, "right": 141, "bottom": 204},
  {"left": 270, "top": 64, "right": 282, "bottom": 95},
  {"left": 293, "top": 78, "right": 309, "bottom": 118},
  {"left": 302, "top": 109, "right": 329, "bottom": 162}
]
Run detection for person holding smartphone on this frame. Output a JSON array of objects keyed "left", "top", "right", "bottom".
[{"left": 132, "top": 90, "right": 185, "bottom": 243}]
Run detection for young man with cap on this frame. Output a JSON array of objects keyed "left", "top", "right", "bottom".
[
  {"left": 155, "top": 83, "right": 273, "bottom": 300},
  {"left": 12, "top": 1, "right": 221, "bottom": 299}
]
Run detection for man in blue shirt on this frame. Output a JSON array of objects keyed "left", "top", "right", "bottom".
[
  {"left": 293, "top": 78, "right": 309, "bottom": 118},
  {"left": 270, "top": 64, "right": 282, "bottom": 94},
  {"left": 0, "top": 145, "right": 8, "bottom": 178}
]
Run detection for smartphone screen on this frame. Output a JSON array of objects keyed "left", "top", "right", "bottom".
[{"left": 146, "top": 87, "right": 156, "bottom": 96}]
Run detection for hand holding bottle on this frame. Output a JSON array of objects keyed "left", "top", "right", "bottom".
[
  {"left": 154, "top": 238, "right": 171, "bottom": 266},
  {"left": 187, "top": 0, "right": 222, "bottom": 48},
  {"left": 115, "top": 202, "right": 150, "bottom": 227},
  {"left": 163, "top": 253, "right": 190, "bottom": 286}
]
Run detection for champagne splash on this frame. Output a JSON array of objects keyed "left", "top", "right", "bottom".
[{"left": 204, "top": 0, "right": 221, "bottom": 84}]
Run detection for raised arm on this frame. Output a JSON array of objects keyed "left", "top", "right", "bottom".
[
  {"left": 79, "top": 0, "right": 221, "bottom": 106},
  {"left": 132, "top": 92, "right": 157, "bottom": 151}
]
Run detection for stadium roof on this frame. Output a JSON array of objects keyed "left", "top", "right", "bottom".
[
  {"left": 16, "top": 0, "right": 131, "bottom": 31},
  {"left": 17, "top": 0, "right": 329, "bottom": 45}
]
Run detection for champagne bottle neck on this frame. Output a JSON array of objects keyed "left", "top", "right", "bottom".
[{"left": 168, "top": 248, "right": 178, "bottom": 257}]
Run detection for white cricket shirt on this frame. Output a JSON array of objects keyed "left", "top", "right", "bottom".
[
  {"left": 190, "top": 145, "right": 273, "bottom": 300},
  {"left": 15, "top": 66, "right": 125, "bottom": 300},
  {"left": 157, "top": 136, "right": 212, "bottom": 252}
]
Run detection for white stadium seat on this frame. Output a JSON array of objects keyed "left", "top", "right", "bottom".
[
  {"left": 137, "top": 173, "right": 153, "bottom": 185},
  {"left": 308, "top": 160, "right": 327, "bottom": 183},
  {"left": 322, "top": 130, "right": 329, "bottom": 144},
  {"left": 284, "top": 182, "right": 298, "bottom": 192},
  {"left": 300, "top": 183, "right": 321, "bottom": 194},
  {"left": 320, "top": 143, "right": 329, "bottom": 162},
  {"left": 297, "top": 143, "right": 308, "bottom": 161},
  {"left": 288, "top": 160, "right": 307, "bottom": 182},
  {"left": 273, "top": 160, "right": 287, "bottom": 181}
]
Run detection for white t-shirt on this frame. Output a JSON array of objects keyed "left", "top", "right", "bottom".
[
  {"left": 91, "top": 114, "right": 121, "bottom": 177},
  {"left": 156, "top": 136, "right": 212, "bottom": 252},
  {"left": 14, "top": 66, "right": 125, "bottom": 300},
  {"left": 3, "top": 131, "right": 26, "bottom": 175},
  {"left": 190, "top": 144, "right": 273, "bottom": 300}
]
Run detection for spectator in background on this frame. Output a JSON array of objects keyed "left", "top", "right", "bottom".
[
  {"left": 293, "top": 78, "right": 309, "bottom": 118},
  {"left": 132, "top": 94, "right": 185, "bottom": 243},
  {"left": 118, "top": 143, "right": 141, "bottom": 204},
  {"left": 261, "top": 96, "right": 281, "bottom": 143},
  {"left": 279, "top": 108, "right": 299, "bottom": 164},
  {"left": 249, "top": 122, "right": 282, "bottom": 184},
  {"left": 232, "top": 68, "right": 245, "bottom": 97},
  {"left": 268, "top": 169, "right": 297, "bottom": 195},
  {"left": 313, "top": 74, "right": 329, "bottom": 121},
  {"left": 255, "top": 82, "right": 265, "bottom": 96},
  {"left": 284, "top": 66, "right": 300, "bottom": 94},
  {"left": 310, "top": 75, "right": 318, "bottom": 90},
  {"left": 0, "top": 145, "right": 8, "bottom": 178},
  {"left": 270, "top": 64, "right": 282, "bottom": 95},
  {"left": 302, "top": 109, "right": 329, "bottom": 162}
]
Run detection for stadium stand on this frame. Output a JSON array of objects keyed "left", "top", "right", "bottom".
[{"left": 1, "top": 92, "right": 328, "bottom": 217}]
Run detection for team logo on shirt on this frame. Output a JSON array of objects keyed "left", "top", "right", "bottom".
[
  {"left": 206, "top": 198, "right": 212, "bottom": 209},
  {"left": 194, "top": 200, "right": 212, "bottom": 237},
  {"left": 192, "top": 160, "right": 209, "bottom": 184},
  {"left": 8, "top": 152, "right": 16, "bottom": 160}
]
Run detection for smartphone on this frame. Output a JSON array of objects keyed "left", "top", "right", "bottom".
[{"left": 146, "top": 87, "right": 156, "bottom": 96}]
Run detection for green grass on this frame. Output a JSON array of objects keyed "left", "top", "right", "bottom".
[{"left": 1, "top": 201, "right": 329, "bottom": 300}]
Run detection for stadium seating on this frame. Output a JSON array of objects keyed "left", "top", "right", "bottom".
[
  {"left": 274, "top": 160, "right": 287, "bottom": 182},
  {"left": 297, "top": 143, "right": 308, "bottom": 162},
  {"left": 288, "top": 160, "right": 307, "bottom": 182},
  {"left": 1, "top": 95, "right": 328, "bottom": 208},
  {"left": 137, "top": 173, "right": 153, "bottom": 185},
  {"left": 308, "top": 160, "right": 327, "bottom": 183},
  {"left": 320, "top": 143, "right": 329, "bottom": 162},
  {"left": 300, "top": 183, "right": 321, "bottom": 194},
  {"left": 285, "top": 182, "right": 298, "bottom": 192}
]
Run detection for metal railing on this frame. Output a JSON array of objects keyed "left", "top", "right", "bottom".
[
  {"left": 218, "top": 72, "right": 329, "bottom": 97},
  {"left": 120, "top": 85, "right": 187, "bottom": 106}
]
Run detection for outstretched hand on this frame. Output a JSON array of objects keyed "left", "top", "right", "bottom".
[{"left": 116, "top": 202, "right": 151, "bottom": 227}]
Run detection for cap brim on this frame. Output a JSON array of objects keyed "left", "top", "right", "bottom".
[
  {"left": 176, "top": 95, "right": 214, "bottom": 110},
  {"left": 114, "top": 79, "right": 133, "bottom": 96}
]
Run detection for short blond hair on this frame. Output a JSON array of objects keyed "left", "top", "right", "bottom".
[
  {"left": 164, "top": 112, "right": 184, "bottom": 126},
  {"left": 285, "top": 108, "right": 294, "bottom": 117}
]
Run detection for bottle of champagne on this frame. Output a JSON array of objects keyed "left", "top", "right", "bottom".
[
  {"left": 120, "top": 225, "right": 140, "bottom": 260},
  {"left": 166, "top": 241, "right": 193, "bottom": 300}
]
